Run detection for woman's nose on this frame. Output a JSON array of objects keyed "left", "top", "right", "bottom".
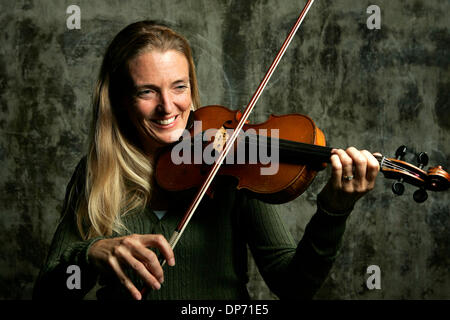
[{"left": 156, "top": 91, "right": 174, "bottom": 114}]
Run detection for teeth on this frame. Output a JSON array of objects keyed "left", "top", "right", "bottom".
[{"left": 155, "top": 116, "right": 176, "bottom": 125}]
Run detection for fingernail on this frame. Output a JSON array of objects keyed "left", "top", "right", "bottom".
[
  {"left": 168, "top": 258, "right": 175, "bottom": 266},
  {"left": 154, "top": 282, "right": 161, "bottom": 290}
]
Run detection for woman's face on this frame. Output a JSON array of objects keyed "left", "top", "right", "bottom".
[{"left": 126, "top": 49, "right": 192, "bottom": 155}]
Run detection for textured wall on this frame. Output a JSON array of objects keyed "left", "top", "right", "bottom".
[{"left": 0, "top": 0, "right": 448, "bottom": 299}]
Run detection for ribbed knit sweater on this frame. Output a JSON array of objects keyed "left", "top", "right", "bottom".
[{"left": 33, "top": 158, "right": 350, "bottom": 300}]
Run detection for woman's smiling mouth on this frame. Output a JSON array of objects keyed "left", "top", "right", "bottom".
[{"left": 152, "top": 115, "right": 178, "bottom": 126}]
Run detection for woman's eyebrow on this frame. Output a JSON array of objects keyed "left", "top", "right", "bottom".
[
  {"left": 172, "top": 78, "right": 189, "bottom": 85},
  {"left": 134, "top": 78, "right": 189, "bottom": 90}
]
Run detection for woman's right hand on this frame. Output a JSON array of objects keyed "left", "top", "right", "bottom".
[{"left": 88, "top": 234, "right": 175, "bottom": 300}]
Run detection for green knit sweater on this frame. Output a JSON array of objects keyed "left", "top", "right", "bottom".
[{"left": 33, "top": 158, "right": 350, "bottom": 300}]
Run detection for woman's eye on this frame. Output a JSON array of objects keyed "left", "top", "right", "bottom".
[
  {"left": 175, "top": 85, "right": 188, "bottom": 91},
  {"left": 138, "top": 89, "right": 154, "bottom": 97}
]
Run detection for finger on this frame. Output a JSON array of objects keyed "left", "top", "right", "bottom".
[
  {"left": 120, "top": 235, "right": 165, "bottom": 284},
  {"left": 361, "top": 150, "right": 380, "bottom": 183},
  {"left": 373, "top": 152, "right": 382, "bottom": 157},
  {"left": 108, "top": 256, "right": 142, "bottom": 300},
  {"left": 335, "top": 149, "right": 354, "bottom": 183},
  {"left": 346, "top": 147, "right": 367, "bottom": 184},
  {"left": 119, "top": 249, "right": 162, "bottom": 291},
  {"left": 121, "top": 234, "right": 164, "bottom": 283},
  {"left": 329, "top": 153, "right": 343, "bottom": 189},
  {"left": 132, "top": 245, "right": 165, "bottom": 284},
  {"left": 140, "top": 234, "right": 175, "bottom": 267}
]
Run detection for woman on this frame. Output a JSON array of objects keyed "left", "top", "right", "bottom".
[{"left": 33, "top": 21, "right": 379, "bottom": 300}]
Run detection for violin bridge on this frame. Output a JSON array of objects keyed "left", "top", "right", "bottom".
[{"left": 213, "top": 126, "right": 230, "bottom": 153}]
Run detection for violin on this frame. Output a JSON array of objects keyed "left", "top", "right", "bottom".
[{"left": 156, "top": 105, "right": 450, "bottom": 204}]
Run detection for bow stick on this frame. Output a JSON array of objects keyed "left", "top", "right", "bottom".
[{"left": 164, "top": 0, "right": 315, "bottom": 265}]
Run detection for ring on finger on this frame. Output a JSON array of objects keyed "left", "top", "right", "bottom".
[{"left": 343, "top": 175, "right": 354, "bottom": 181}]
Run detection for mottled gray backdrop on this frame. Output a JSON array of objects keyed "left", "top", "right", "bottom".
[{"left": 0, "top": 0, "right": 448, "bottom": 299}]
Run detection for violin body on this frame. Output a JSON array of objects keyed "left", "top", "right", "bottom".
[{"left": 155, "top": 105, "right": 328, "bottom": 204}]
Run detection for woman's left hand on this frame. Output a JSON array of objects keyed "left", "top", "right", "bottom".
[{"left": 318, "top": 147, "right": 380, "bottom": 214}]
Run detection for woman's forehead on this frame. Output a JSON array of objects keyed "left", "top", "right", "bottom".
[{"left": 127, "top": 50, "right": 190, "bottom": 85}]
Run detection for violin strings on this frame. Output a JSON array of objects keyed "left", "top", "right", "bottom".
[
  {"left": 379, "top": 159, "right": 423, "bottom": 178},
  {"left": 211, "top": 131, "right": 422, "bottom": 177},
  {"left": 243, "top": 135, "right": 417, "bottom": 175},
  {"left": 380, "top": 159, "right": 410, "bottom": 171}
]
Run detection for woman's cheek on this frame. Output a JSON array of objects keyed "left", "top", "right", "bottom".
[{"left": 136, "top": 101, "right": 155, "bottom": 118}]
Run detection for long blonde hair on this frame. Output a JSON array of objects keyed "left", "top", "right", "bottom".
[{"left": 76, "top": 21, "right": 200, "bottom": 239}]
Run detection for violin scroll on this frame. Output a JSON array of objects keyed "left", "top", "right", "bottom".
[{"left": 377, "top": 146, "right": 450, "bottom": 202}]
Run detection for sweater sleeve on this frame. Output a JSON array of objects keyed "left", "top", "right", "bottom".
[
  {"left": 33, "top": 158, "right": 104, "bottom": 300},
  {"left": 238, "top": 192, "right": 350, "bottom": 300}
]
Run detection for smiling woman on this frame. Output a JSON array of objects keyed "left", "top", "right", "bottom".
[
  {"left": 126, "top": 50, "right": 193, "bottom": 155},
  {"left": 33, "top": 20, "right": 379, "bottom": 300}
]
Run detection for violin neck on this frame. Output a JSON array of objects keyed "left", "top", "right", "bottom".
[
  {"left": 244, "top": 134, "right": 333, "bottom": 165},
  {"left": 278, "top": 138, "right": 332, "bottom": 164}
]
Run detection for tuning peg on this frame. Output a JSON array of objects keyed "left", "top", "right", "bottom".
[
  {"left": 390, "top": 146, "right": 408, "bottom": 196},
  {"left": 413, "top": 188, "right": 428, "bottom": 203},
  {"left": 395, "top": 145, "right": 407, "bottom": 160},
  {"left": 417, "top": 152, "right": 428, "bottom": 169},
  {"left": 392, "top": 180, "right": 405, "bottom": 195}
]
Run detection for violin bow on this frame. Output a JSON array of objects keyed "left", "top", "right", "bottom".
[{"left": 164, "top": 0, "right": 315, "bottom": 263}]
